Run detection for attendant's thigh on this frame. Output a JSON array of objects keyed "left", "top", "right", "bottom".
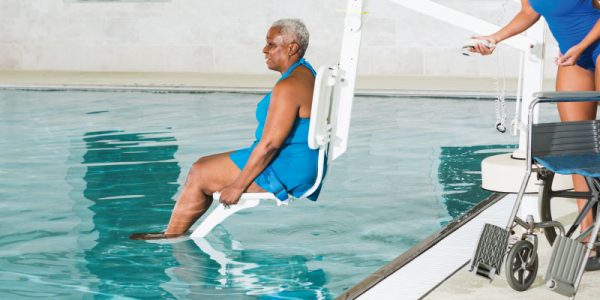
[{"left": 555, "top": 64, "right": 597, "bottom": 121}]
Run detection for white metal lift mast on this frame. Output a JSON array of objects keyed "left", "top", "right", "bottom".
[{"left": 329, "top": 0, "right": 364, "bottom": 161}]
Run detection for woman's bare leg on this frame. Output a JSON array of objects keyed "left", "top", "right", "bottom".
[
  {"left": 131, "top": 151, "right": 266, "bottom": 239},
  {"left": 556, "top": 64, "right": 596, "bottom": 234},
  {"left": 165, "top": 152, "right": 266, "bottom": 235}
]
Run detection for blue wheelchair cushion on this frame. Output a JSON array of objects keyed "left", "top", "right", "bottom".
[{"left": 535, "top": 153, "right": 600, "bottom": 177}]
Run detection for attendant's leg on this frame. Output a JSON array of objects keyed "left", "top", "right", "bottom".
[
  {"left": 556, "top": 64, "right": 596, "bottom": 235},
  {"left": 165, "top": 152, "right": 266, "bottom": 235}
]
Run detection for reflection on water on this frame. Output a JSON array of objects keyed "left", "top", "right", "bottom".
[
  {"left": 437, "top": 144, "right": 516, "bottom": 220},
  {"left": 82, "top": 130, "right": 181, "bottom": 298},
  {"left": 80, "top": 129, "right": 331, "bottom": 299},
  {"left": 165, "top": 228, "right": 330, "bottom": 299}
]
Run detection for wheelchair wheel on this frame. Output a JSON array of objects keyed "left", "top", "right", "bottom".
[
  {"left": 540, "top": 172, "right": 598, "bottom": 245},
  {"left": 505, "top": 240, "right": 538, "bottom": 292}
]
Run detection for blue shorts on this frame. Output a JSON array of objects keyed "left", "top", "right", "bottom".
[
  {"left": 229, "top": 144, "right": 322, "bottom": 201},
  {"left": 575, "top": 40, "right": 600, "bottom": 71}
]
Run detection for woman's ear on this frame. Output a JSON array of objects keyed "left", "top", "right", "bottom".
[{"left": 288, "top": 43, "right": 300, "bottom": 56}]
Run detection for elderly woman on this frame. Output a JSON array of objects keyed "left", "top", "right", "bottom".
[{"left": 131, "top": 19, "right": 319, "bottom": 240}]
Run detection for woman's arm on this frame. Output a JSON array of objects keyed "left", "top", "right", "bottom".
[
  {"left": 472, "top": 0, "right": 540, "bottom": 55},
  {"left": 219, "top": 79, "right": 301, "bottom": 204},
  {"left": 490, "top": 0, "right": 540, "bottom": 43},
  {"left": 556, "top": 19, "right": 600, "bottom": 66}
]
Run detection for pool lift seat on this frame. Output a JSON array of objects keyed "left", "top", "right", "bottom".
[
  {"left": 471, "top": 92, "right": 600, "bottom": 297},
  {"left": 190, "top": 65, "right": 347, "bottom": 239}
]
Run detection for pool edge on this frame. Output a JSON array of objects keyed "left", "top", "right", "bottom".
[
  {"left": 0, "top": 83, "right": 514, "bottom": 100},
  {"left": 336, "top": 192, "right": 507, "bottom": 300}
]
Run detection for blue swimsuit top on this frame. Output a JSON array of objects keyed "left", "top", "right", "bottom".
[
  {"left": 253, "top": 58, "right": 316, "bottom": 145},
  {"left": 230, "top": 58, "right": 320, "bottom": 201},
  {"left": 530, "top": 0, "right": 600, "bottom": 66}
]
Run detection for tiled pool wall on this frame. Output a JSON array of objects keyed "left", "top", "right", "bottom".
[{"left": 1, "top": 0, "right": 559, "bottom": 78}]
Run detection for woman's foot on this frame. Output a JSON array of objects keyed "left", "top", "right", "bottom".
[{"left": 129, "top": 232, "right": 184, "bottom": 240}]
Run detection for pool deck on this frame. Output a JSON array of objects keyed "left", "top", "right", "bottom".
[
  {"left": 0, "top": 70, "right": 556, "bottom": 97},
  {"left": 424, "top": 194, "right": 600, "bottom": 300},
  {"left": 339, "top": 193, "right": 600, "bottom": 300},
  {"left": 426, "top": 235, "right": 600, "bottom": 300}
]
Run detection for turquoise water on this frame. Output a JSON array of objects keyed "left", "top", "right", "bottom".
[{"left": 0, "top": 90, "right": 519, "bottom": 299}]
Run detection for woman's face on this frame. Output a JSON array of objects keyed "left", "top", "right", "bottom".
[{"left": 262, "top": 27, "right": 291, "bottom": 72}]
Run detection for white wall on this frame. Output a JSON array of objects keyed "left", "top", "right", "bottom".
[{"left": 0, "top": 0, "right": 558, "bottom": 78}]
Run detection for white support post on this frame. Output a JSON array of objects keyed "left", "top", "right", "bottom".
[
  {"left": 329, "top": 0, "right": 364, "bottom": 161},
  {"left": 513, "top": 21, "right": 545, "bottom": 158}
]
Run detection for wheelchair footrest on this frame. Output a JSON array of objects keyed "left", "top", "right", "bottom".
[
  {"left": 545, "top": 235, "right": 586, "bottom": 297},
  {"left": 470, "top": 223, "right": 510, "bottom": 281}
]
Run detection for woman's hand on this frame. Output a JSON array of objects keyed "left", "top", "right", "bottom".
[
  {"left": 219, "top": 185, "right": 244, "bottom": 207},
  {"left": 469, "top": 35, "right": 499, "bottom": 56},
  {"left": 555, "top": 45, "right": 584, "bottom": 66}
]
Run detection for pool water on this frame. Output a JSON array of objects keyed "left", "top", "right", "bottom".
[{"left": 0, "top": 90, "right": 524, "bottom": 299}]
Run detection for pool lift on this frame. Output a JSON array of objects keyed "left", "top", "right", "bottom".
[
  {"left": 189, "top": 0, "right": 364, "bottom": 239},
  {"left": 187, "top": 0, "right": 581, "bottom": 294},
  {"left": 190, "top": 0, "right": 567, "bottom": 242}
]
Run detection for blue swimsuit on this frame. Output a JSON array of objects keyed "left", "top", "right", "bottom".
[
  {"left": 530, "top": 0, "right": 600, "bottom": 70},
  {"left": 230, "top": 58, "right": 321, "bottom": 201}
]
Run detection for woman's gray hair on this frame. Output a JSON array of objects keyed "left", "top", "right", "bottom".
[{"left": 272, "top": 19, "right": 310, "bottom": 57}]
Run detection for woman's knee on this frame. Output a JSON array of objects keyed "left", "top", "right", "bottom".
[
  {"left": 187, "top": 156, "right": 227, "bottom": 194},
  {"left": 186, "top": 152, "right": 239, "bottom": 193},
  {"left": 188, "top": 157, "right": 210, "bottom": 185}
]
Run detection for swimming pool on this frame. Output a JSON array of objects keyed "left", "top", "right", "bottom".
[{"left": 0, "top": 89, "right": 519, "bottom": 299}]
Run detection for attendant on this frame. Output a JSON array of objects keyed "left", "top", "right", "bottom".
[{"left": 469, "top": 0, "right": 600, "bottom": 270}]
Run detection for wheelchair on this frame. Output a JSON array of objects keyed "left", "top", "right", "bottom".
[{"left": 470, "top": 92, "right": 600, "bottom": 298}]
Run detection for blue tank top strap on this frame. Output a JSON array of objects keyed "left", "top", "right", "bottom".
[{"left": 279, "top": 58, "right": 317, "bottom": 81}]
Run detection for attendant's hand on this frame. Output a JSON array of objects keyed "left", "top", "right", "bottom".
[
  {"left": 556, "top": 45, "right": 584, "bottom": 66},
  {"left": 218, "top": 185, "right": 244, "bottom": 207},
  {"left": 469, "top": 35, "right": 499, "bottom": 56}
]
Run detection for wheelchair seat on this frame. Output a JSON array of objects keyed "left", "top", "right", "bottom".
[{"left": 531, "top": 119, "right": 600, "bottom": 178}]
